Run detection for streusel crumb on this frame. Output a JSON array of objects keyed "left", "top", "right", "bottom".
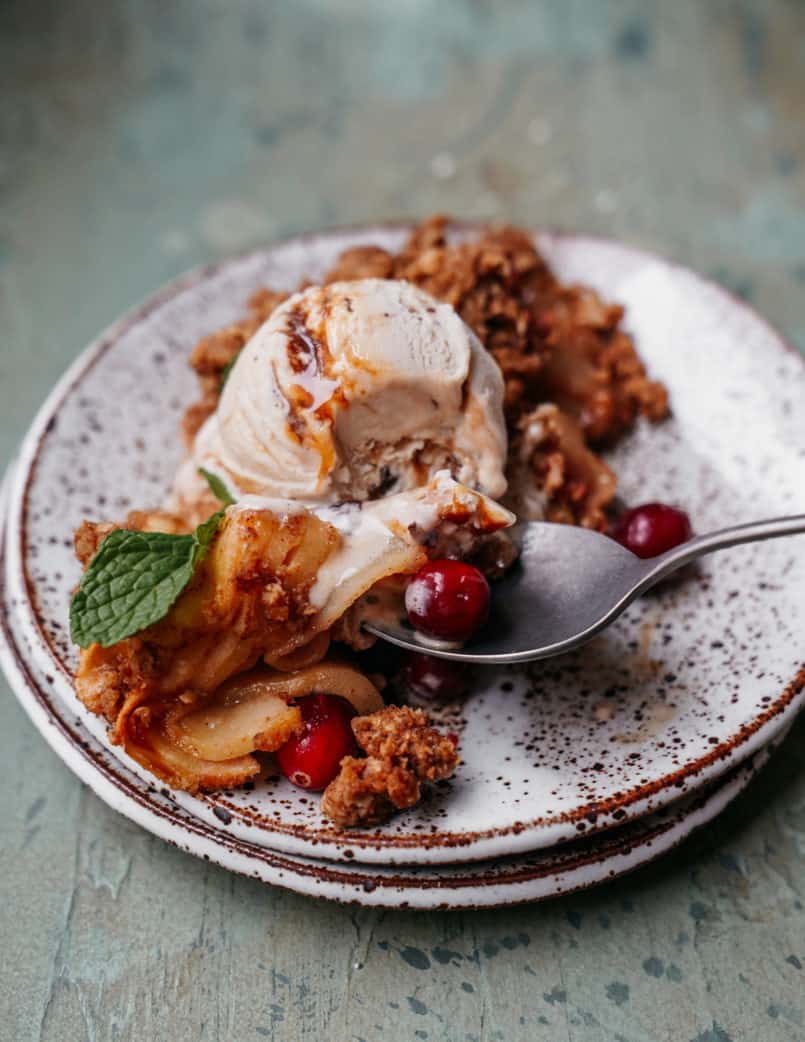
[
  {"left": 321, "top": 705, "right": 459, "bottom": 828},
  {"left": 352, "top": 705, "right": 459, "bottom": 781}
]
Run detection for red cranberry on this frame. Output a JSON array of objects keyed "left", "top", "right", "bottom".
[
  {"left": 611, "top": 503, "right": 693, "bottom": 558},
  {"left": 404, "top": 651, "right": 469, "bottom": 701},
  {"left": 405, "top": 560, "right": 490, "bottom": 642},
  {"left": 276, "top": 693, "right": 358, "bottom": 791}
]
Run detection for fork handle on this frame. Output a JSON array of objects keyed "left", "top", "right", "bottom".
[{"left": 637, "top": 514, "right": 805, "bottom": 589}]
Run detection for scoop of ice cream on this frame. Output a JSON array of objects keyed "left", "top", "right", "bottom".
[{"left": 175, "top": 279, "right": 507, "bottom": 509}]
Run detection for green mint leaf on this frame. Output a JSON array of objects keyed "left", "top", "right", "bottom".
[
  {"left": 199, "top": 467, "right": 235, "bottom": 507},
  {"left": 193, "top": 509, "right": 226, "bottom": 564},
  {"left": 70, "top": 529, "right": 196, "bottom": 648},
  {"left": 70, "top": 511, "right": 226, "bottom": 649},
  {"left": 219, "top": 350, "right": 241, "bottom": 389}
]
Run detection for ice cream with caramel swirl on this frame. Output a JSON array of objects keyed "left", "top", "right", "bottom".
[{"left": 174, "top": 278, "right": 508, "bottom": 511}]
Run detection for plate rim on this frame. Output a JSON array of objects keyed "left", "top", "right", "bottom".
[{"left": 2, "top": 222, "right": 804, "bottom": 866}]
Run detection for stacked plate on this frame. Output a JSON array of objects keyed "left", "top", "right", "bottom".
[{"left": 2, "top": 225, "right": 803, "bottom": 909}]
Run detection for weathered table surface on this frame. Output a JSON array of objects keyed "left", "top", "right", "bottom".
[{"left": 2, "top": 2, "right": 804, "bottom": 1039}]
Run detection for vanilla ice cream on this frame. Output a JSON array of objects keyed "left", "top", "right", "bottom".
[{"left": 174, "top": 279, "right": 507, "bottom": 510}]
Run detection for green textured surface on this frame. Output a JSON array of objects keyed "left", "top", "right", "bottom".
[{"left": 1, "top": 2, "right": 804, "bottom": 1039}]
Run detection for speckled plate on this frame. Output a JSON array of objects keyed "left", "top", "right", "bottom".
[{"left": 2, "top": 224, "right": 804, "bottom": 870}]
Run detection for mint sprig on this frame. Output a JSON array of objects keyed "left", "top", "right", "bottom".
[
  {"left": 69, "top": 511, "right": 225, "bottom": 649},
  {"left": 199, "top": 467, "right": 235, "bottom": 507}
]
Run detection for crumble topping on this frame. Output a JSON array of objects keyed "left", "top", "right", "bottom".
[
  {"left": 507, "top": 403, "right": 617, "bottom": 531},
  {"left": 75, "top": 519, "right": 119, "bottom": 569},
  {"left": 321, "top": 705, "right": 459, "bottom": 828}
]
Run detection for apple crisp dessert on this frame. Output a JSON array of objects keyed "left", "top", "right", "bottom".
[{"left": 69, "top": 217, "right": 669, "bottom": 828}]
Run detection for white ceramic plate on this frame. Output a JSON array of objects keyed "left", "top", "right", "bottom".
[{"left": 2, "top": 224, "right": 804, "bottom": 869}]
